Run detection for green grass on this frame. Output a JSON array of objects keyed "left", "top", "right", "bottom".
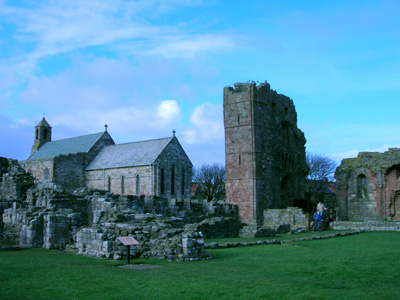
[{"left": 1, "top": 232, "right": 400, "bottom": 300}]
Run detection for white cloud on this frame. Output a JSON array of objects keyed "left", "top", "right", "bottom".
[
  {"left": 141, "top": 34, "right": 235, "bottom": 58},
  {"left": 157, "top": 100, "right": 181, "bottom": 123},
  {"left": 183, "top": 102, "right": 223, "bottom": 144}
]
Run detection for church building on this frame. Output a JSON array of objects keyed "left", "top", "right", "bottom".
[{"left": 21, "top": 118, "right": 193, "bottom": 199}]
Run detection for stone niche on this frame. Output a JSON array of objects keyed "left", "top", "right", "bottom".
[{"left": 335, "top": 148, "right": 400, "bottom": 221}]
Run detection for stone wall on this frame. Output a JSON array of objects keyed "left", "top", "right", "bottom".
[
  {"left": 263, "top": 207, "right": 309, "bottom": 231},
  {"left": 86, "top": 165, "right": 152, "bottom": 195},
  {"left": 1, "top": 161, "right": 239, "bottom": 261},
  {"left": 224, "top": 82, "right": 307, "bottom": 226},
  {"left": 335, "top": 148, "right": 400, "bottom": 221},
  {"left": 330, "top": 220, "right": 400, "bottom": 231},
  {"left": 54, "top": 153, "right": 88, "bottom": 189},
  {"left": 75, "top": 223, "right": 209, "bottom": 262}
]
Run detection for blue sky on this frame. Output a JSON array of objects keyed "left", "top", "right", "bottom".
[{"left": 1, "top": 0, "right": 400, "bottom": 168}]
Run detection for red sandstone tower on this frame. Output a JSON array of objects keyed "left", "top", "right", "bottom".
[{"left": 223, "top": 82, "right": 307, "bottom": 226}]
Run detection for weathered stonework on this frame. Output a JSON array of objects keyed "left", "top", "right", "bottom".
[
  {"left": 335, "top": 148, "right": 400, "bottom": 221},
  {"left": 1, "top": 160, "right": 239, "bottom": 261},
  {"left": 263, "top": 207, "right": 309, "bottom": 231},
  {"left": 224, "top": 82, "right": 307, "bottom": 226}
]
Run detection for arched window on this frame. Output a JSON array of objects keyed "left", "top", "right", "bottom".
[
  {"left": 107, "top": 176, "right": 111, "bottom": 192},
  {"left": 121, "top": 176, "right": 125, "bottom": 194},
  {"left": 171, "top": 164, "right": 175, "bottom": 195},
  {"left": 357, "top": 174, "right": 367, "bottom": 199},
  {"left": 161, "top": 168, "right": 165, "bottom": 194},
  {"left": 136, "top": 175, "right": 140, "bottom": 195},
  {"left": 44, "top": 168, "right": 49, "bottom": 180}
]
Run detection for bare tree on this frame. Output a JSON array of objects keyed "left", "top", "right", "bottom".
[
  {"left": 193, "top": 163, "right": 226, "bottom": 201},
  {"left": 306, "top": 152, "right": 337, "bottom": 192}
]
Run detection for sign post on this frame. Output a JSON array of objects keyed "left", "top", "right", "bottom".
[{"left": 117, "top": 236, "right": 140, "bottom": 265}]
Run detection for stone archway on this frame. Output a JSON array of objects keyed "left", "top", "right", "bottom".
[{"left": 390, "top": 190, "right": 400, "bottom": 220}]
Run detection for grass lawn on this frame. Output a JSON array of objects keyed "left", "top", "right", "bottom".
[{"left": 1, "top": 231, "right": 399, "bottom": 300}]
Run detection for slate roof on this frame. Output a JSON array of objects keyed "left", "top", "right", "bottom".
[
  {"left": 86, "top": 137, "right": 174, "bottom": 170},
  {"left": 28, "top": 132, "right": 107, "bottom": 160}
]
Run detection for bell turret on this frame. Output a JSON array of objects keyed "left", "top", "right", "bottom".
[{"left": 30, "top": 117, "right": 52, "bottom": 155}]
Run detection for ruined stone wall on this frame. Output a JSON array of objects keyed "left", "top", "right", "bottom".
[
  {"left": 20, "top": 158, "right": 54, "bottom": 183},
  {"left": 224, "top": 82, "right": 307, "bottom": 226},
  {"left": 263, "top": 207, "right": 309, "bottom": 231},
  {"left": 75, "top": 225, "right": 209, "bottom": 262},
  {"left": 335, "top": 148, "right": 400, "bottom": 221}
]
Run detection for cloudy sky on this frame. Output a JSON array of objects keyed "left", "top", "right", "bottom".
[{"left": 1, "top": 0, "right": 400, "bottom": 168}]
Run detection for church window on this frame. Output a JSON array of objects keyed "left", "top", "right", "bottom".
[
  {"left": 136, "top": 175, "right": 140, "bottom": 195},
  {"left": 44, "top": 168, "right": 49, "bottom": 180},
  {"left": 107, "top": 176, "right": 111, "bottom": 192},
  {"left": 121, "top": 176, "right": 125, "bottom": 194},
  {"left": 357, "top": 174, "right": 367, "bottom": 199},
  {"left": 35, "top": 129, "right": 39, "bottom": 140},
  {"left": 171, "top": 164, "right": 175, "bottom": 195},
  {"left": 181, "top": 169, "right": 185, "bottom": 196},
  {"left": 43, "top": 129, "right": 48, "bottom": 139},
  {"left": 161, "top": 168, "right": 165, "bottom": 194},
  {"left": 237, "top": 114, "right": 240, "bottom": 125},
  {"left": 239, "top": 155, "right": 241, "bottom": 165}
]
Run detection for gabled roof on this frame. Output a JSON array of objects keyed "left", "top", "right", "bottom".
[
  {"left": 86, "top": 137, "right": 174, "bottom": 170},
  {"left": 28, "top": 132, "right": 108, "bottom": 160}
]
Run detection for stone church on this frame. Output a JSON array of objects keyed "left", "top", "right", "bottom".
[
  {"left": 335, "top": 148, "right": 400, "bottom": 221},
  {"left": 224, "top": 82, "right": 308, "bottom": 226},
  {"left": 21, "top": 118, "right": 193, "bottom": 199}
]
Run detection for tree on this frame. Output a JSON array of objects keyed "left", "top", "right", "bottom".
[
  {"left": 192, "top": 163, "right": 226, "bottom": 201},
  {"left": 306, "top": 152, "right": 337, "bottom": 192}
]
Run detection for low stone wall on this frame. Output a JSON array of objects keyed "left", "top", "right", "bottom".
[
  {"left": 75, "top": 223, "right": 210, "bottom": 262},
  {"left": 206, "top": 230, "right": 365, "bottom": 249},
  {"left": 330, "top": 221, "right": 400, "bottom": 231},
  {"left": 263, "top": 207, "right": 309, "bottom": 231}
]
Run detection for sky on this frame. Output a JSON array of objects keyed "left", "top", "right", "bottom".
[{"left": 1, "top": 0, "right": 400, "bottom": 169}]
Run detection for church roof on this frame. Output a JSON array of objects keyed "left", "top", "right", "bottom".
[
  {"left": 28, "top": 132, "right": 108, "bottom": 160},
  {"left": 86, "top": 137, "right": 174, "bottom": 170},
  {"left": 35, "top": 117, "right": 51, "bottom": 128}
]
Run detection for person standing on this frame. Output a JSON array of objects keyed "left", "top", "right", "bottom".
[
  {"left": 313, "top": 211, "right": 322, "bottom": 232},
  {"left": 314, "top": 202, "right": 328, "bottom": 232},
  {"left": 317, "top": 202, "right": 327, "bottom": 216}
]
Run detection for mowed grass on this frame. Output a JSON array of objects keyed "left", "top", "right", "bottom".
[{"left": 1, "top": 232, "right": 399, "bottom": 300}]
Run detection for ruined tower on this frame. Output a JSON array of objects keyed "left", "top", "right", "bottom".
[
  {"left": 223, "top": 82, "right": 307, "bottom": 226},
  {"left": 30, "top": 117, "right": 52, "bottom": 156}
]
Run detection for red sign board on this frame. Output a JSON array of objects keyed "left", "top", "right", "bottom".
[{"left": 117, "top": 236, "right": 140, "bottom": 246}]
